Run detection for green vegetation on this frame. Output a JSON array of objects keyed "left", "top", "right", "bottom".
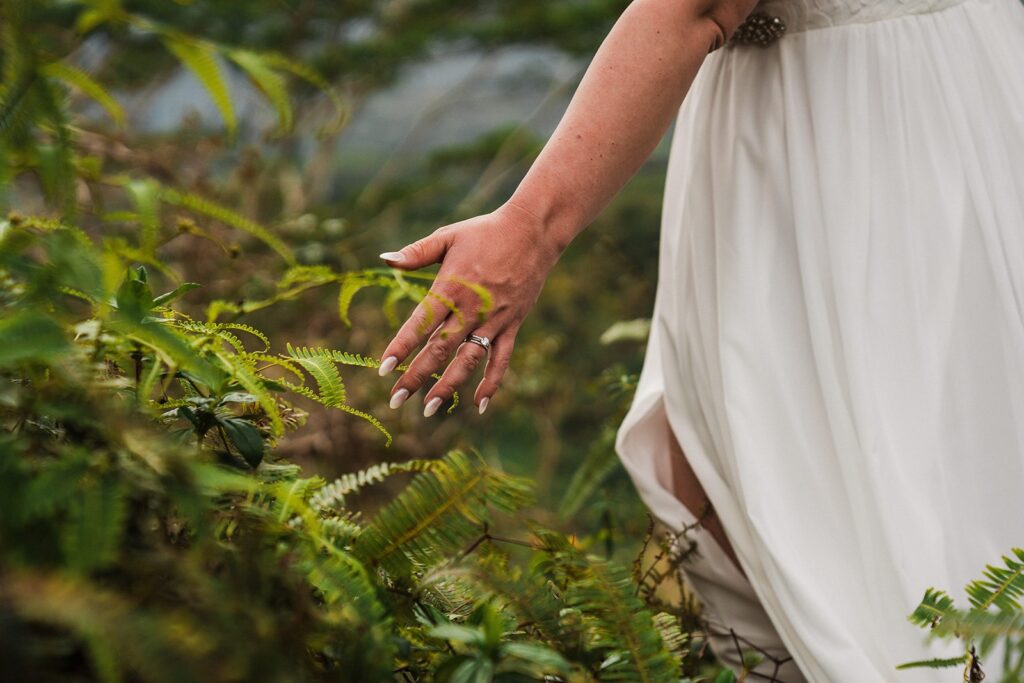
[{"left": 4, "top": 1, "right": 1022, "bottom": 682}]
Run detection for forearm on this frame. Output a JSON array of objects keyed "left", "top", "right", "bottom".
[{"left": 506, "top": 0, "right": 757, "bottom": 253}]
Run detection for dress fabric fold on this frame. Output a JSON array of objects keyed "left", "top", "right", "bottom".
[{"left": 614, "top": 0, "right": 1024, "bottom": 679}]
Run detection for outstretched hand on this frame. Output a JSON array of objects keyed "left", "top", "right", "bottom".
[{"left": 377, "top": 201, "right": 563, "bottom": 417}]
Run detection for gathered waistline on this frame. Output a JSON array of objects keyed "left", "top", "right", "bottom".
[{"left": 750, "top": 0, "right": 981, "bottom": 36}]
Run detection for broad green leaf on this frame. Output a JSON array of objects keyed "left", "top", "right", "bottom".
[
  {"left": 449, "top": 657, "right": 494, "bottom": 683},
  {"left": 114, "top": 267, "right": 154, "bottom": 322},
  {"left": 501, "top": 642, "right": 571, "bottom": 673},
  {"left": 220, "top": 417, "right": 264, "bottom": 468},
  {"left": 0, "top": 312, "right": 68, "bottom": 366},
  {"left": 153, "top": 282, "right": 200, "bottom": 307},
  {"left": 429, "top": 624, "right": 485, "bottom": 646}
]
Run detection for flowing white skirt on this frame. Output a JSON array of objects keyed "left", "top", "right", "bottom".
[{"left": 614, "top": 0, "right": 1024, "bottom": 680}]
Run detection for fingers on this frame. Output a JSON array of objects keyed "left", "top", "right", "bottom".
[
  {"left": 422, "top": 333, "right": 494, "bottom": 417},
  {"left": 380, "top": 228, "right": 452, "bottom": 270},
  {"left": 378, "top": 286, "right": 459, "bottom": 375},
  {"left": 386, "top": 313, "right": 471, "bottom": 410},
  {"left": 474, "top": 333, "right": 515, "bottom": 415}
]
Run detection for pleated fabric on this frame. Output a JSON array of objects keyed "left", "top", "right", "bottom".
[{"left": 614, "top": 0, "right": 1024, "bottom": 680}]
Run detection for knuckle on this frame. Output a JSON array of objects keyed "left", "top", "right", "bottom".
[
  {"left": 425, "top": 341, "right": 450, "bottom": 363},
  {"left": 406, "top": 240, "right": 428, "bottom": 261},
  {"left": 459, "top": 351, "right": 482, "bottom": 372}
]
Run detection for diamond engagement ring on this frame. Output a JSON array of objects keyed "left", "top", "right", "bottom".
[{"left": 464, "top": 334, "right": 491, "bottom": 352}]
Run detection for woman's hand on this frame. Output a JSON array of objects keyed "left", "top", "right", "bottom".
[{"left": 377, "top": 201, "right": 565, "bottom": 417}]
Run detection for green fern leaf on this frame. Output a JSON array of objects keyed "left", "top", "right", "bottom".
[
  {"left": 337, "top": 273, "right": 370, "bottom": 327},
  {"left": 563, "top": 554, "right": 682, "bottom": 683},
  {"left": 41, "top": 60, "right": 124, "bottom": 126},
  {"left": 124, "top": 178, "right": 161, "bottom": 253},
  {"left": 254, "top": 51, "right": 349, "bottom": 134},
  {"left": 226, "top": 49, "right": 292, "bottom": 134},
  {"left": 559, "top": 424, "right": 620, "bottom": 518},
  {"left": 162, "top": 33, "right": 236, "bottom": 137},
  {"left": 908, "top": 588, "right": 958, "bottom": 630},
  {"left": 355, "top": 450, "right": 533, "bottom": 576},
  {"left": 62, "top": 477, "right": 127, "bottom": 573},
  {"left": 286, "top": 344, "right": 346, "bottom": 407},
  {"left": 311, "top": 460, "right": 437, "bottom": 511},
  {"left": 965, "top": 548, "right": 1024, "bottom": 612},
  {"left": 159, "top": 187, "right": 294, "bottom": 264},
  {"left": 340, "top": 405, "right": 392, "bottom": 447},
  {"left": 895, "top": 655, "right": 969, "bottom": 670}
]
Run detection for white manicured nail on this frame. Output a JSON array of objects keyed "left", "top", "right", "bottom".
[
  {"left": 389, "top": 388, "right": 410, "bottom": 409},
  {"left": 479, "top": 397, "right": 489, "bottom": 415},
  {"left": 378, "top": 356, "right": 398, "bottom": 376},
  {"left": 379, "top": 251, "right": 405, "bottom": 262},
  {"left": 423, "top": 397, "right": 442, "bottom": 418}
]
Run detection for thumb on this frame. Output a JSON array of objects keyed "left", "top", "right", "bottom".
[{"left": 380, "top": 229, "right": 451, "bottom": 270}]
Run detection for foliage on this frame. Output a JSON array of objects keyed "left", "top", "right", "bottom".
[
  {"left": 10, "top": 1, "right": 1005, "bottom": 682},
  {"left": 0, "top": 215, "right": 743, "bottom": 682},
  {"left": 0, "top": 3, "right": 761, "bottom": 681},
  {"left": 899, "top": 549, "right": 1024, "bottom": 681}
]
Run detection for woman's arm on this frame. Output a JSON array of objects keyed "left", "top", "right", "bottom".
[{"left": 378, "top": 0, "right": 758, "bottom": 416}]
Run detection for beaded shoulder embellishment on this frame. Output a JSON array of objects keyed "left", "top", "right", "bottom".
[{"left": 728, "top": 13, "right": 787, "bottom": 47}]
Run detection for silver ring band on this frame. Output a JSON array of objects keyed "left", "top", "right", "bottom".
[{"left": 464, "top": 334, "right": 491, "bottom": 352}]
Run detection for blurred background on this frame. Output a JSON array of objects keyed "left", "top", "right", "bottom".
[{"left": 11, "top": 0, "right": 675, "bottom": 553}]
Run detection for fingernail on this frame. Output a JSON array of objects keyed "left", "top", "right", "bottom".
[
  {"left": 423, "top": 397, "right": 443, "bottom": 418},
  {"left": 479, "top": 397, "right": 489, "bottom": 415},
  {"left": 378, "top": 356, "right": 398, "bottom": 376},
  {"left": 379, "top": 251, "right": 405, "bottom": 263},
  {"left": 389, "top": 388, "right": 410, "bottom": 409}
]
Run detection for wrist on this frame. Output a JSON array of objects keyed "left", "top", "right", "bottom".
[{"left": 501, "top": 193, "right": 584, "bottom": 261}]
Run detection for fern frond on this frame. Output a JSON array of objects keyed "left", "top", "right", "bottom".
[
  {"left": 340, "top": 404, "right": 392, "bottom": 447},
  {"left": 161, "top": 33, "right": 236, "bottom": 137},
  {"left": 253, "top": 51, "right": 349, "bottom": 134},
  {"left": 302, "top": 548, "right": 396, "bottom": 678},
  {"left": 323, "top": 349, "right": 381, "bottom": 370},
  {"left": 965, "top": 548, "right": 1024, "bottom": 612},
  {"left": 62, "top": 477, "right": 127, "bottom": 573},
  {"left": 211, "top": 323, "right": 270, "bottom": 351},
  {"left": 160, "top": 186, "right": 294, "bottom": 264},
  {"left": 652, "top": 612, "right": 689, "bottom": 661},
  {"left": 123, "top": 178, "right": 161, "bottom": 253},
  {"left": 896, "top": 655, "right": 969, "bottom": 670},
  {"left": 286, "top": 344, "right": 346, "bottom": 407},
  {"left": 41, "top": 60, "right": 124, "bottom": 126},
  {"left": 225, "top": 49, "right": 292, "bottom": 134},
  {"left": 319, "top": 513, "right": 364, "bottom": 547},
  {"left": 355, "top": 450, "right": 533, "bottom": 576},
  {"left": 559, "top": 423, "right": 620, "bottom": 517},
  {"left": 176, "top": 320, "right": 245, "bottom": 354},
  {"left": 383, "top": 286, "right": 404, "bottom": 328},
  {"left": 337, "top": 270, "right": 401, "bottom": 326},
  {"left": 244, "top": 352, "right": 306, "bottom": 385},
  {"left": 311, "top": 460, "right": 438, "bottom": 511},
  {"left": 563, "top": 554, "right": 682, "bottom": 683},
  {"left": 215, "top": 351, "right": 284, "bottom": 437},
  {"left": 277, "top": 265, "right": 337, "bottom": 289},
  {"left": 908, "top": 588, "right": 958, "bottom": 630}
]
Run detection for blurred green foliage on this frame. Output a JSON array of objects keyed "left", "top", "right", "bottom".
[{"left": 0, "top": 1, "right": 763, "bottom": 681}]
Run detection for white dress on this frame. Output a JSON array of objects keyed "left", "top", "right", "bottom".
[{"left": 614, "top": 0, "right": 1024, "bottom": 680}]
